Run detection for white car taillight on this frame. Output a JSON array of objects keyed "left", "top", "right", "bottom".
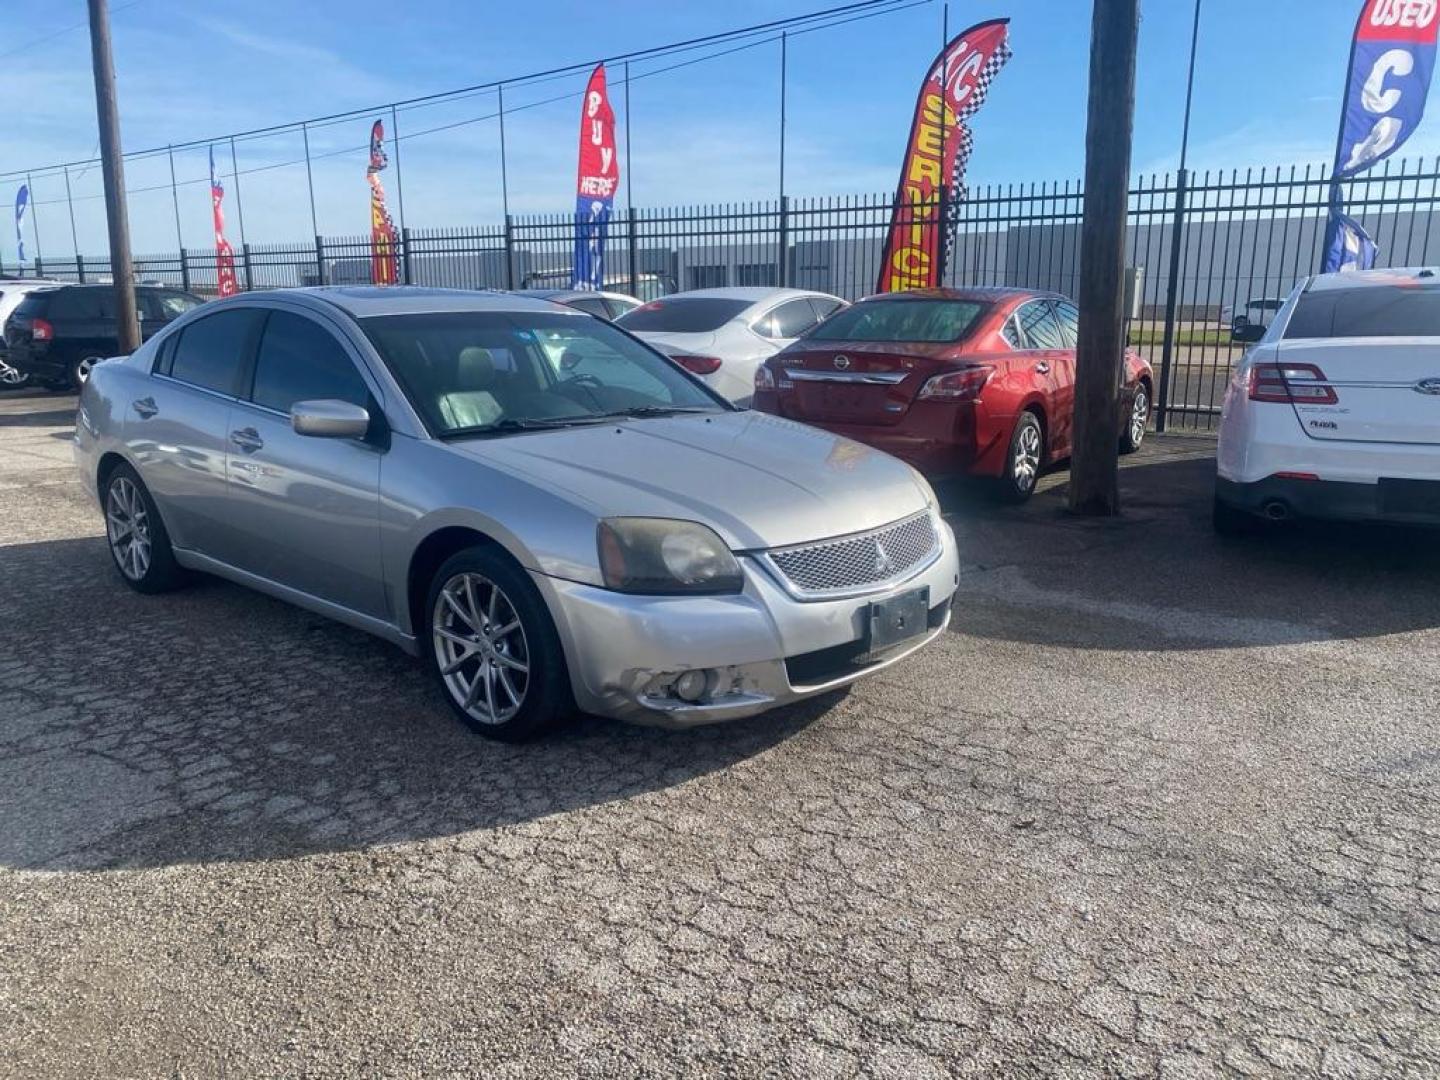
[{"left": 1248, "top": 362, "right": 1337, "bottom": 405}]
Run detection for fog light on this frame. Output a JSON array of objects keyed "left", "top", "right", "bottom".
[{"left": 674, "top": 669, "right": 710, "bottom": 703}]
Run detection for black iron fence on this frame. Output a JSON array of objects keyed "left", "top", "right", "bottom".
[{"left": 20, "top": 157, "right": 1440, "bottom": 430}]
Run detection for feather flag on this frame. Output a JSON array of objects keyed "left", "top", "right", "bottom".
[
  {"left": 209, "top": 148, "right": 239, "bottom": 298},
  {"left": 368, "top": 120, "right": 400, "bottom": 286},
  {"left": 572, "top": 64, "right": 619, "bottom": 291}
]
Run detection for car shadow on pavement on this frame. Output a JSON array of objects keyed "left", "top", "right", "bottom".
[
  {"left": 0, "top": 405, "right": 76, "bottom": 429},
  {"left": 0, "top": 536, "right": 834, "bottom": 873},
  {"left": 939, "top": 441, "right": 1440, "bottom": 653}
]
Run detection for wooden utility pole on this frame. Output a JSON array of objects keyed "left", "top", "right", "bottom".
[
  {"left": 87, "top": 0, "right": 140, "bottom": 354},
  {"left": 1069, "top": 0, "right": 1139, "bottom": 516}
]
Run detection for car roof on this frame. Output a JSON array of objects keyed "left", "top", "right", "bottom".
[
  {"left": 239, "top": 286, "right": 579, "bottom": 318},
  {"left": 512, "top": 288, "right": 636, "bottom": 303},
  {"left": 858, "top": 286, "right": 1065, "bottom": 304},
  {"left": 660, "top": 287, "right": 838, "bottom": 304},
  {"left": 1307, "top": 268, "right": 1440, "bottom": 292}
]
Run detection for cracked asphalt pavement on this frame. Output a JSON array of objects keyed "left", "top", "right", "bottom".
[{"left": 1, "top": 388, "right": 1437, "bottom": 1077}]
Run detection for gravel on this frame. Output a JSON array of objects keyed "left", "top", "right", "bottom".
[{"left": 1, "top": 389, "right": 1436, "bottom": 1077}]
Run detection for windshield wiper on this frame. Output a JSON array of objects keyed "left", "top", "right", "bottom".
[
  {"left": 596, "top": 406, "right": 719, "bottom": 420},
  {"left": 439, "top": 415, "right": 614, "bottom": 439}
]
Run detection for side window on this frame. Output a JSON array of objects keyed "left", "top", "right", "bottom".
[
  {"left": 153, "top": 333, "right": 178, "bottom": 376},
  {"left": 49, "top": 289, "right": 108, "bottom": 320},
  {"left": 169, "top": 309, "right": 258, "bottom": 396},
  {"left": 1000, "top": 314, "right": 1025, "bottom": 350},
  {"left": 755, "top": 299, "right": 819, "bottom": 340},
  {"left": 808, "top": 297, "right": 844, "bottom": 324},
  {"left": 566, "top": 296, "right": 610, "bottom": 319},
  {"left": 157, "top": 291, "right": 203, "bottom": 319},
  {"left": 251, "top": 310, "right": 370, "bottom": 413},
  {"left": 604, "top": 297, "right": 641, "bottom": 320},
  {"left": 1016, "top": 301, "right": 1065, "bottom": 350},
  {"left": 1053, "top": 302, "right": 1080, "bottom": 349}
]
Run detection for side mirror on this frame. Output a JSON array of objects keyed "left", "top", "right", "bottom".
[
  {"left": 1231, "top": 323, "right": 1265, "bottom": 344},
  {"left": 292, "top": 399, "right": 370, "bottom": 438}
]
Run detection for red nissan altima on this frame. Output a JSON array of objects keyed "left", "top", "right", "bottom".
[{"left": 752, "top": 288, "right": 1154, "bottom": 501}]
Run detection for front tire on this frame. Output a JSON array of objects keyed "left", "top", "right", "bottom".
[
  {"left": 1121, "top": 384, "right": 1149, "bottom": 454},
  {"left": 425, "top": 546, "right": 573, "bottom": 742},
  {"left": 104, "top": 464, "right": 187, "bottom": 593},
  {"left": 995, "top": 411, "right": 1044, "bottom": 504}
]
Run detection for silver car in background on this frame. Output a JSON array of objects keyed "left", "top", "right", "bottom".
[
  {"left": 73, "top": 287, "right": 958, "bottom": 741},
  {"left": 616, "top": 287, "right": 846, "bottom": 405}
]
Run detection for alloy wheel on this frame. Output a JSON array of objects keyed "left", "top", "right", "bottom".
[
  {"left": 432, "top": 572, "right": 531, "bottom": 726},
  {"left": 1130, "top": 388, "right": 1149, "bottom": 447},
  {"left": 0, "top": 362, "right": 27, "bottom": 386},
  {"left": 1013, "top": 423, "right": 1041, "bottom": 492},
  {"left": 106, "top": 476, "right": 152, "bottom": 581}
]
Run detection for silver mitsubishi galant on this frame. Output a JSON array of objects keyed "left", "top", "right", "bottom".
[{"left": 74, "top": 288, "right": 958, "bottom": 740}]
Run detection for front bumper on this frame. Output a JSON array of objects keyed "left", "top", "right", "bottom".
[{"left": 533, "top": 517, "right": 960, "bottom": 727}]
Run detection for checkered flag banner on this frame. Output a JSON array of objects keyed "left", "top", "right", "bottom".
[{"left": 877, "top": 19, "right": 1013, "bottom": 293}]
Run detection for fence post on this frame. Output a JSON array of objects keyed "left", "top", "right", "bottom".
[
  {"left": 401, "top": 226, "right": 414, "bottom": 285},
  {"left": 503, "top": 215, "right": 515, "bottom": 290},
  {"left": 935, "top": 184, "right": 950, "bottom": 287},
  {"left": 76, "top": 254, "right": 86, "bottom": 284},
  {"left": 314, "top": 235, "right": 326, "bottom": 286},
  {"left": 179, "top": 247, "right": 191, "bottom": 293},
  {"left": 241, "top": 243, "right": 253, "bottom": 291},
  {"left": 627, "top": 208, "right": 639, "bottom": 298},
  {"left": 778, "top": 196, "right": 790, "bottom": 287},
  {"left": 35, "top": 255, "right": 44, "bottom": 279},
  {"left": 1155, "top": 167, "right": 1188, "bottom": 434}
]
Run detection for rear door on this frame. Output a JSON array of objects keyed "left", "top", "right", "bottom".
[
  {"left": 1279, "top": 284, "right": 1440, "bottom": 445},
  {"left": 1013, "top": 299, "right": 1072, "bottom": 455},
  {"left": 138, "top": 307, "right": 262, "bottom": 555}
]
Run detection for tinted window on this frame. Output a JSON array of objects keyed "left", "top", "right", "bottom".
[
  {"left": 565, "top": 296, "right": 611, "bottom": 318},
  {"left": 616, "top": 297, "right": 750, "bottom": 333},
  {"left": 1017, "top": 301, "right": 1065, "bottom": 349},
  {"left": 49, "top": 288, "right": 112, "bottom": 320},
  {"left": 14, "top": 293, "right": 51, "bottom": 318},
  {"left": 807, "top": 299, "right": 987, "bottom": 343},
  {"left": 604, "top": 297, "right": 641, "bottom": 320},
  {"left": 809, "top": 297, "right": 844, "bottom": 323},
  {"left": 153, "top": 334, "right": 178, "bottom": 377},
  {"left": 1285, "top": 286, "right": 1440, "bottom": 339},
  {"left": 360, "top": 311, "right": 721, "bottom": 437},
  {"left": 170, "top": 309, "right": 258, "bottom": 395},
  {"left": 1053, "top": 302, "right": 1080, "bottom": 348},
  {"left": 754, "top": 299, "right": 818, "bottom": 340},
  {"left": 251, "top": 311, "right": 369, "bottom": 413}
]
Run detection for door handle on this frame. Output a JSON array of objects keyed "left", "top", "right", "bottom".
[
  {"left": 1034, "top": 362, "right": 1051, "bottom": 375},
  {"left": 230, "top": 427, "right": 264, "bottom": 453},
  {"left": 132, "top": 397, "right": 158, "bottom": 418}
]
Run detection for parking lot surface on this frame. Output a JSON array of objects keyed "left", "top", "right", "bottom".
[{"left": 1, "top": 389, "right": 1437, "bottom": 1078}]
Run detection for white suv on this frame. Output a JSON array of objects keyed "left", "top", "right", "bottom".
[{"left": 1215, "top": 268, "right": 1440, "bottom": 532}]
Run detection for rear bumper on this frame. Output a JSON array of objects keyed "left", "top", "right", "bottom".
[{"left": 1216, "top": 475, "right": 1440, "bottom": 525}]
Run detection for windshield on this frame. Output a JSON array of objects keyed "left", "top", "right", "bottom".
[
  {"left": 360, "top": 311, "right": 725, "bottom": 437},
  {"left": 615, "top": 298, "right": 750, "bottom": 333},
  {"left": 807, "top": 299, "right": 988, "bottom": 343},
  {"left": 1284, "top": 286, "right": 1440, "bottom": 339}
]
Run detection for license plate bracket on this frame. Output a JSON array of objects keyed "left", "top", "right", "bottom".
[{"left": 864, "top": 587, "right": 930, "bottom": 657}]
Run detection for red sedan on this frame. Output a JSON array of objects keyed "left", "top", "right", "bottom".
[{"left": 752, "top": 288, "right": 1154, "bottom": 501}]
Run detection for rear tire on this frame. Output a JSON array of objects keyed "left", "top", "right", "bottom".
[
  {"left": 995, "top": 411, "right": 1044, "bottom": 504},
  {"left": 425, "top": 546, "right": 573, "bottom": 742},
  {"left": 1120, "top": 385, "right": 1149, "bottom": 454},
  {"left": 103, "top": 463, "right": 187, "bottom": 593},
  {"left": 71, "top": 354, "right": 104, "bottom": 389}
]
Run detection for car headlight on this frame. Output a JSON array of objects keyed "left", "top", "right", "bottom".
[{"left": 597, "top": 518, "right": 744, "bottom": 595}]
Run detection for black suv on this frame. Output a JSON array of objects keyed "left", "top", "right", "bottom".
[{"left": 4, "top": 284, "right": 205, "bottom": 389}]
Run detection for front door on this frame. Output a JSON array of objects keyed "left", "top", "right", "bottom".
[{"left": 222, "top": 307, "right": 387, "bottom": 620}]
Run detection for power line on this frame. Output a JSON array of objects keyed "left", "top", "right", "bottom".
[
  {"left": 27, "top": 0, "right": 929, "bottom": 211},
  {"left": 1, "top": 0, "right": 921, "bottom": 183},
  {"left": 0, "top": 0, "right": 147, "bottom": 63}
]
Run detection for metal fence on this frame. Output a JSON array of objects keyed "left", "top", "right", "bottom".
[{"left": 19, "top": 157, "right": 1440, "bottom": 430}]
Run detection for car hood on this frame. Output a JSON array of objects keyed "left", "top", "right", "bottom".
[{"left": 445, "top": 411, "right": 933, "bottom": 550}]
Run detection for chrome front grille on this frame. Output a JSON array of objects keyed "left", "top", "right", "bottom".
[{"left": 764, "top": 512, "right": 940, "bottom": 598}]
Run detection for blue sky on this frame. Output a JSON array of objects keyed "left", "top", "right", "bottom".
[{"left": 0, "top": 0, "right": 1427, "bottom": 256}]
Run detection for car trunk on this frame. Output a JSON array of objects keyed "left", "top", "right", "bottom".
[
  {"left": 1279, "top": 338, "right": 1440, "bottom": 444},
  {"left": 777, "top": 342, "right": 964, "bottom": 428}
]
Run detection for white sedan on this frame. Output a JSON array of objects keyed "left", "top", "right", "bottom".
[
  {"left": 616, "top": 287, "right": 845, "bottom": 405},
  {"left": 1215, "top": 268, "right": 1440, "bottom": 532}
]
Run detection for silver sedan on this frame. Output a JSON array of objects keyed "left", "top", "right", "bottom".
[{"left": 74, "top": 288, "right": 958, "bottom": 741}]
